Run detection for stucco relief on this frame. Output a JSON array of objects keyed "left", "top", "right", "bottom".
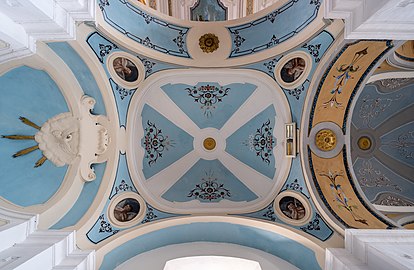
[
  {"left": 36, "top": 97, "right": 110, "bottom": 176},
  {"left": 1, "top": 96, "right": 110, "bottom": 182},
  {"left": 35, "top": 113, "right": 79, "bottom": 167}
]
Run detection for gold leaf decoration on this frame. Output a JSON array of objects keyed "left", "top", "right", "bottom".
[{"left": 199, "top": 33, "right": 219, "bottom": 53}]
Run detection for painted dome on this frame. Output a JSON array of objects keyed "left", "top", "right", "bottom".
[
  {"left": 127, "top": 69, "right": 292, "bottom": 213},
  {"left": 349, "top": 77, "right": 414, "bottom": 207}
]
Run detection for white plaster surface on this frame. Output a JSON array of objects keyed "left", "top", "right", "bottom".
[
  {"left": 115, "top": 242, "right": 299, "bottom": 270},
  {"left": 325, "top": 0, "right": 414, "bottom": 39},
  {"left": 326, "top": 229, "right": 414, "bottom": 270}
]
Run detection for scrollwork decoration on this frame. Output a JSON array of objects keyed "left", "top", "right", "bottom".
[
  {"left": 186, "top": 84, "right": 230, "bottom": 117},
  {"left": 143, "top": 121, "right": 174, "bottom": 166},
  {"left": 188, "top": 170, "right": 231, "bottom": 201},
  {"left": 243, "top": 119, "right": 275, "bottom": 164}
]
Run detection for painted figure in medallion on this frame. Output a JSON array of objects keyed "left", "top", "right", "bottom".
[
  {"left": 113, "top": 57, "right": 139, "bottom": 82},
  {"left": 281, "top": 57, "right": 306, "bottom": 83},
  {"left": 279, "top": 196, "right": 306, "bottom": 220},
  {"left": 114, "top": 198, "right": 140, "bottom": 222}
]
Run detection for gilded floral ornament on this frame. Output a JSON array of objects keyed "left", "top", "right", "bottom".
[
  {"left": 199, "top": 33, "right": 219, "bottom": 53},
  {"left": 315, "top": 129, "right": 337, "bottom": 151}
]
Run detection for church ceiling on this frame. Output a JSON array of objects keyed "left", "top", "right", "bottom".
[{"left": 0, "top": 0, "right": 413, "bottom": 269}]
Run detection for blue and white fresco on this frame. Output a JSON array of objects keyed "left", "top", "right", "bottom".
[
  {"left": 162, "top": 82, "right": 256, "bottom": 129},
  {"left": 227, "top": 0, "right": 322, "bottom": 57},
  {"left": 162, "top": 159, "right": 257, "bottom": 203},
  {"left": 141, "top": 104, "right": 194, "bottom": 179},
  {"left": 98, "top": 0, "right": 190, "bottom": 58},
  {"left": 226, "top": 105, "right": 277, "bottom": 179}
]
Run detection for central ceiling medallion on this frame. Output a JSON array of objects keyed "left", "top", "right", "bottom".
[
  {"left": 357, "top": 136, "right": 372, "bottom": 151},
  {"left": 315, "top": 129, "right": 337, "bottom": 151},
  {"left": 199, "top": 33, "right": 219, "bottom": 53},
  {"left": 203, "top": 137, "right": 216, "bottom": 150}
]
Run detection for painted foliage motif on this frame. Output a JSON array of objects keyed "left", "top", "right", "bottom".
[
  {"left": 98, "top": 0, "right": 190, "bottom": 58},
  {"left": 188, "top": 170, "right": 231, "bottom": 201},
  {"left": 323, "top": 48, "right": 368, "bottom": 108},
  {"left": 243, "top": 119, "right": 275, "bottom": 164},
  {"left": 310, "top": 40, "right": 394, "bottom": 130},
  {"left": 358, "top": 93, "right": 401, "bottom": 128},
  {"left": 143, "top": 120, "right": 174, "bottom": 166},
  {"left": 227, "top": 0, "right": 321, "bottom": 57},
  {"left": 319, "top": 170, "right": 368, "bottom": 225},
  {"left": 186, "top": 84, "right": 230, "bottom": 117}
]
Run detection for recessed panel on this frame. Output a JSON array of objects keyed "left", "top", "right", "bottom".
[{"left": 127, "top": 69, "right": 291, "bottom": 214}]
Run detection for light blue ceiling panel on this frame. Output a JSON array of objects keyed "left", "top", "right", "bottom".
[
  {"left": 226, "top": 105, "right": 277, "bottom": 179},
  {"left": 380, "top": 121, "right": 414, "bottom": 168},
  {"left": 162, "top": 159, "right": 258, "bottom": 203},
  {"left": 161, "top": 82, "right": 256, "bottom": 129},
  {"left": 352, "top": 83, "right": 414, "bottom": 130},
  {"left": 354, "top": 157, "right": 414, "bottom": 202},
  {"left": 100, "top": 222, "right": 321, "bottom": 270},
  {"left": 0, "top": 66, "right": 69, "bottom": 206},
  {"left": 227, "top": 0, "right": 321, "bottom": 57},
  {"left": 141, "top": 104, "right": 194, "bottom": 179}
]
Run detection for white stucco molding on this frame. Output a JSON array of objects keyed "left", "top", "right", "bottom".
[
  {"left": 325, "top": 0, "right": 414, "bottom": 40},
  {"left": 0, "top": 207, "right": 94, "bottom": 270},
  {"left": 0, "top": 0, "right": 95, "bottom": 64},
  {"left": 0, "top": 206, "right": 38, "bottom": 254},
  {"left": 326, "top": 229, "right": 414, "bottom": 270}
]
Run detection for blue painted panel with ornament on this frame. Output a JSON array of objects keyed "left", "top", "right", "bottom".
[
  {"left": 226, "top": 105, "right": 277, "bottom": 179},
  {"left": 141, "top": 104, "right": 194, "bottom": 179},
  {"left": 162, "top": 158, "right": 258, "bottom": 203},
  {"left": 161, "top": 82, "right": 256, "bottom": 130}
]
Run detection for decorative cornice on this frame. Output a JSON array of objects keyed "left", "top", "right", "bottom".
[
  {"left": 325, "top": 0, "right": 414, "bottom": 40},
  {"left": 0, "top": 0, "right": 95, "bottom": 63}
]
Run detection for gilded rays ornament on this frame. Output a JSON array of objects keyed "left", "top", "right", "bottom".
[{"left": 1, "top": 114, "right": 80, "bottom": 168}]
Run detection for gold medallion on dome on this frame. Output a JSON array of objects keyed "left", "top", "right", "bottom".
[
  {"left": 203, "top": 137, "right": 216, "bottom": 151},
  {"left": 358, "top": 136, "right": 372, "bottom": 151},
  {"left": 199, "top": 33, "right": 219, "bottom": 53},
  {"left": 315, "top": 129, "right": 337, "bottom": 152}
]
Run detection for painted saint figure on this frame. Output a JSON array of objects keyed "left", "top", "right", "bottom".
[
  {"left": 279, "top": 196, "right": 306, "bottom": 220},
  {"left": 114, "top": 198, "right": 140, "bottom": 222},
  {"left": 280, "top": 57, "right": 306, "bottom": 83},
  {"left": 113, "top": 57, "right": 139, "bottom": 82}
]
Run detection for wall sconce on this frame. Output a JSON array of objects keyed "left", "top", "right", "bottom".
[{"left": 285, "top": 123, "right": 297, "bottom": 158}]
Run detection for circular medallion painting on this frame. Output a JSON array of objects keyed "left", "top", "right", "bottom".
[
  {"left": 113, "top": 57, "right": 139, "bottom": 82},
  {"left": 114, "top": 198, "right": 140, "bottom": 222},
  {"left": 280, "top": 57, "right": 306, "bottom": 83},
  {"left": 279, "top": 196, "right": 306, "bottom": 220},
  {"left": 274, "top": 191, "right": 312, "bottom": 225}
]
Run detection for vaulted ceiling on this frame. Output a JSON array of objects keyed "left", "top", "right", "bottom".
[{"left": 0, "top": 0, "right": 413, "bottom": 269}]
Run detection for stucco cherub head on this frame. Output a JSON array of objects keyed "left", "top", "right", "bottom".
[{"left": 35, "top": 113, "right": 79, "bottom": 167}]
